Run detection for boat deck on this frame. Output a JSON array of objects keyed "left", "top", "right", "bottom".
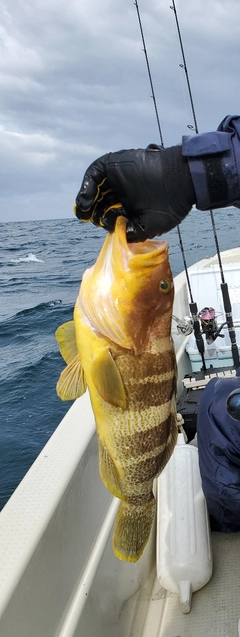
[{"left": 140, "top": 533, "right": 240, "bottom": 637}]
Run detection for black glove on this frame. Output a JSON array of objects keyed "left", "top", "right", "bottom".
[{"left": 74, "top": 144, "right": 196, "bottom": 242}]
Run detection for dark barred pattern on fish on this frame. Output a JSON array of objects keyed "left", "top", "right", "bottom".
[
  {"left": 56, "top": 216, "right": 177, "bottom": 562},
  {"left": 96, "top": 314, "right": 177, "bottom": 560}
]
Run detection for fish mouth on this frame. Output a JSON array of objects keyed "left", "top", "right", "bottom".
[
  {"left": 128, "top": 237, "right": 168, "bottom": 255},
  {"left": 115, "top": 216, "right": 168, "bottom": 268}
]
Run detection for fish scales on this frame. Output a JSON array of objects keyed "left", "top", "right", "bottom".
[
  {"left": 98, "top": 347, "right": 176, "bottom": 478},
  {"left": 56, "top": 216, "right": 177, "bottom": 562}
]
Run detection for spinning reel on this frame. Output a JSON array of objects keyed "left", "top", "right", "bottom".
[{"left": 198, "top": 307, "right": 226, "bottom": 345}]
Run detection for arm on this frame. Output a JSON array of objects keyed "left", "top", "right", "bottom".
[
  {"left": 74, "top": 115, "right": 240, "bottom": 242},
  {"left": 183, "top": 115, "right": 240, "bottom": 211}
]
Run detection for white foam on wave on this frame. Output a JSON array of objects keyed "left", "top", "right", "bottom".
[{"left": 10, "top": 253, "right": 44, "bottom": 263}]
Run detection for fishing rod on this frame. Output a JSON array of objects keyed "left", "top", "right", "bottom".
[
  {"left": 170, "top": 0, "right": 240, "bottom": 368},
  {"left": 134, "top": 0, "right": 207, "bottom": 371},
  {"left": 134, "top": 0, "right": 164, "bottom": 147}
]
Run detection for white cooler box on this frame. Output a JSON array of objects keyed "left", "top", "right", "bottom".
[{"left": 186, "top": 328, "right": 240, "bottom": 372}]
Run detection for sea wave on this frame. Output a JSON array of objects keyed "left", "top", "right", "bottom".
[
  {"left": 10, "top": 252, "right": 44, "bottom": 263},
  {"left": 0, "top": 300, "right": 74, "bottom": 343},
  {"left": 1, "top": 351, "right": 63, "bottom": 386},
  {"left": 0, "top": 350, "right": 71, "bottom": 509},
  {"left": 15, "top": 299, "right": 63, "bottom": 314}
]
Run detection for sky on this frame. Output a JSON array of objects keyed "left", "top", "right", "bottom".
[{"left": 0, "top": 0, "right": 240, "bottom": 222}]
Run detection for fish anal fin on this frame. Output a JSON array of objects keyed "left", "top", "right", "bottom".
[
  {"left": 98, "top": 440, "right": 124, "bottom": 500},
  {"left": 55, "top": 321, "right": 78, "bottom": 364},
  {"left": 91, "top": 349, "right": 126, "bottom": 409},
  {"left": 56, "top": 354, "right": 87, "bottom": 401},
  {"left": 113, "top": 497, "right": 155, "bottom": 562}
]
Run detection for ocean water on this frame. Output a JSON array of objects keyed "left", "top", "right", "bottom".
[{"left": 0, "top": 207, "right": 239, "bottom": 509}]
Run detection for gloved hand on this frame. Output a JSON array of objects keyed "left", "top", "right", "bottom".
[{"left": 74, "top": 144, "right": 196, "bottom": 242}]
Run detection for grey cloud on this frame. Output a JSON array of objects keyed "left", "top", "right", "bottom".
[{"left": 0, "top": 0, "right": 239, "bottom": 221}]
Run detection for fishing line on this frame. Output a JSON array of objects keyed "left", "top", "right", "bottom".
[
  {"left": 134, "top": 0, "right": 206, "bottom": 371},
  {"left": 170, "top": 0, "right": 240, "bottom": 368},
  {"left": 134, "top": 0, "right": 164, "bottom": 147}
]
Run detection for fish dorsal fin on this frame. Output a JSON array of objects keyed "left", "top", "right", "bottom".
[
  {"left": 55, "top": 321, "right": 78, "bottom": 364},
  {"left": 56, "top": 355, "right": 87, "bottom": 401},
  {"left": 91, "top": 348, "right": 126, "bottom": 409}
]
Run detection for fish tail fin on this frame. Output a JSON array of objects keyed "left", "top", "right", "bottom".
[{"left": 112, "top": 496, "right": 155, "bottom": 562}]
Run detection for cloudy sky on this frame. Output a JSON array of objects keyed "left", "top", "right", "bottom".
[{"left": 0, "top": 0, "right": 240, "bottom": 222}]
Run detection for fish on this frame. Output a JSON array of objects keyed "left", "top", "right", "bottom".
[{"left": 55, "top": 216, "right": 177, "bottom": 562}]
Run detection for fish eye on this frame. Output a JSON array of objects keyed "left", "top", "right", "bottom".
[{"left": 159, "top": 279, "right": 173, "bottom": 294}]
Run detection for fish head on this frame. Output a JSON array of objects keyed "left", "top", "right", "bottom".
[{"left": 78, "top": 216, "right": 174, "bottom": 353}]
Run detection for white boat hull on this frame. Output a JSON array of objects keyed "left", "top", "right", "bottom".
[{"left": 1, "top": 248, "right": 240, "bottom": 636}]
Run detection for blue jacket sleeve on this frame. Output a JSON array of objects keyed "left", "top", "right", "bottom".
[{"left": 182, "top": 115, "right": 240, "bottom": 211}]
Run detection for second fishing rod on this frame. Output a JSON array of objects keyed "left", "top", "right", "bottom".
[
  {"left": 170, "top": 0, "right": 239, "bottom": 368},
  {"left": 134, "top": 0, "right": 207, "bottom": 372}
]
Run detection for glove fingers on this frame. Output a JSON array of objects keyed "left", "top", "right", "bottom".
[
  {"left": 126, "top": 210, "right": 180, "bottom": 243},
  {"left": 126, "top": 219, "right": 149, "bottom": 243},
  {"left": 75, "top": 160, "right": 108, "bottom": 220},
  {"left": 126, "top": 210, "right": 159, "bottom": 243},
  {"left": 92, "top": 192, "right": 125, "bottom": 228}
]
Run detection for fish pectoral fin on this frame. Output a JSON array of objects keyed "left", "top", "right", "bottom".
[
  {"left": 55, "top": 321, "right": 78, "bottom": 364},
  {"left": 91, "top": 349, "right": 126, "bottom": 409},
  {"left": 113, "top": 497, "right": 156, "bottom": 563},
  {"left": 56, "top": 354, "right": 87, "bottom": 401}
]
